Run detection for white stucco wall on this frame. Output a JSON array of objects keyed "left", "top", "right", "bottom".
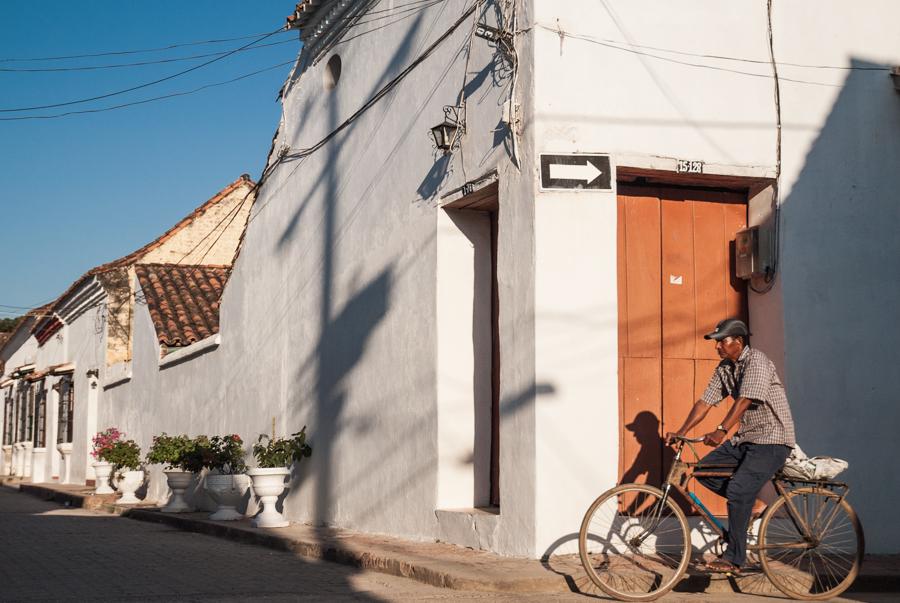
[
  {"left": 533, "top": 190, "right": 620, "bottom": 556},
  {"left": 533, "top": 0, "right": 900, "bottom": 553},
  {"left": 99, "top": 0, "right": 539, "bottom": 556},
  {"left": 222, "top": 0, "right": 537, "bottom": 554}
]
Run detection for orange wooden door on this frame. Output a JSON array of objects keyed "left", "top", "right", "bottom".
[{"left": 618, "top": 186, "right": 747, "bottom": 515}]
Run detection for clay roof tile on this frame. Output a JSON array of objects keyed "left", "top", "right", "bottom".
[{"left": 135, "top": 263, "right": 229, "bottom": 349}]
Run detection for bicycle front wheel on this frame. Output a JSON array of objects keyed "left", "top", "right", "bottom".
[
  {"left": 759, "top": 487, "right": 864, "bottom": 600},
  {"left": 579, "top": 484, "right": 691, "bottom": 602}
]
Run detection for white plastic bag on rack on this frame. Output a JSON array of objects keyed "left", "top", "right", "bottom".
[{"left": 781, "top": 444, "right": 849, "bottom": 480}]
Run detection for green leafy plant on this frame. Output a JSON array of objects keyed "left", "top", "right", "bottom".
[
  {"left": 206, "top": 434, "right": 247, "bottom": 475},
  {"left": 105, "top": 440, "right": 141, "bottom": 475},
  {"left": 180, "top": 433, "right": 247, "bottom": 475},
  {"left": 178, "top": 435, "right": 212, "bottom": 474},
  {"left": 252, "top": 426, "right": 313, "bottom": 469},
  {"left": 145, "top": 433, "right": 195, "bottom": 471}
]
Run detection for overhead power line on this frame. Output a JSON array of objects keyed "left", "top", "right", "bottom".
[
  {"left": 534, "top": 23, "right": 891, "bottom": 74},
  {"left": 0, "top": 29, "right": 295, "bottom": 63},
  {"left": 0, "top": 28, "right": 285, "bottom": 113},
  {"left": 0, "top": 59, "right": 296, "bottom": 121},
  {"left": 0, "top": 39, "right": 297, "bottom": 73}
]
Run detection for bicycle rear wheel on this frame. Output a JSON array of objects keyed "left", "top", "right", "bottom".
[
  {"left": 579, "top": 484, "right": 691, "bottom": 602},
  {"left": 759, "top": 487, "right": 864, "bottom": 600}
]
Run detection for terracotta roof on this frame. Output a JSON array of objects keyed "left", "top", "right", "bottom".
[
  {"left": 28, "top": 174, "right": 255, "bottom": 346},
  {"left": 135, "top": 264, "right": 229, "bottom": 347},
  {"left": 34, "top": 316, "right": 63, "bottom": 346}
]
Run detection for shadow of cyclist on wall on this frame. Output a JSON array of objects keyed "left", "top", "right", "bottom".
[
  {"left": 620, "top": 411, "right": 680, "bottom": 515},
  {"left": 621, "top": 411, "right": 674, "bottom": 486}
]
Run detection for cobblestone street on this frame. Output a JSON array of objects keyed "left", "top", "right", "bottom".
[{"left": 0, "top": 488, "right": 891, "bottom": 602}]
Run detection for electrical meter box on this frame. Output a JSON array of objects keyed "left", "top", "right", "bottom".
[{"left": 735, "top": 226, "right": 769, "bottom": 279}]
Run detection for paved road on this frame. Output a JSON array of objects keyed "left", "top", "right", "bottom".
[{"left": 0, "top": 487, "right": 890, "bottom": 602}]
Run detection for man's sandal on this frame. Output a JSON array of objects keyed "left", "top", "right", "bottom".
[{"left": 705, "top": 559, "right": 742, "bottom": 575}]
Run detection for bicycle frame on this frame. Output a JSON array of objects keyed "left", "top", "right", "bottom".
[{"left": 654, "top": 439, "right": 851, "bottom": 553}]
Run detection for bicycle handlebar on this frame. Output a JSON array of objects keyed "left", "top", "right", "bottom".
[{"left": 670, "top": 435, "right": 705, "bottom": 443}]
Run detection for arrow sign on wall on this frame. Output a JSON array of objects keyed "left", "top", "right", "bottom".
[{"left": 539, "top": 154, "right": 612, "bottom": 191}]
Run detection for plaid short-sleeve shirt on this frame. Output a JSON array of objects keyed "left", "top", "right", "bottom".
[{"left": 701, "top": 346, "right": 796, "bottom": 447}]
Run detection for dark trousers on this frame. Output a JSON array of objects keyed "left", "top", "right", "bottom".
[{"left": 696, "top": 441, "right": 791, "bottom": 567}]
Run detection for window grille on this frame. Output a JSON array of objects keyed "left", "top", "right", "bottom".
[
  {"left": 33, "top": 381, "right": 46, "bottom": 447},
  {"left": 25, "top": 384, "right": 35, "bottom": 443},
  {"left": 16, "top": 384, "right": 28, "bottom": 442},
  {"left": 57, "top": 377, "right": 74, "bottom": 445},
  {"left": 2, "top": 387, "right": 12, "bottom": 445}
]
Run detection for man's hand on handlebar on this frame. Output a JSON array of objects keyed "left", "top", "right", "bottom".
[
  {"left": 665, "top": 433, "right": 706, "bottom": 446},
  {"left": 664, "top": 432, "right": 684, "bottom": 446}
]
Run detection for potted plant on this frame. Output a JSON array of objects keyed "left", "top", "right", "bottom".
[
  {"left": 105, "top": 438, "right": 143, "bottom": 504},
  {"left": 91, "top": 428, "right": 122, "bottom": 494},
  {"left": 145, "top": 433, "right": 196, "bottom": 513},
  {"left": 248, "top": 427, "right": 312, "bottom": 528},
  {"left": 202, "top": 434, "right": 251, "bottom": 521}
]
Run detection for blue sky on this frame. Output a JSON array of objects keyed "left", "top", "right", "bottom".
[{"left": 0, "top": 2, "right": 300, "bottom": 314}]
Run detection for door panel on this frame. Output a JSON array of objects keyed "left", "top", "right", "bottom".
[
  {"left": 693, "top": 201, "right": 729, "bottom": 360},
  {"left": 621, "top": 357, "right": 662, "bottom": 485},
  {"left": 619, "top": 186, "right": 748, "bottom": 517},
  {"left": 662, "top": 358, "right": 695, "bottom": 444},
  {"left": 661, "top": 199, "right": 696, "bottom": 359},
  {"left": 622, "top": 195, "right": 661, "bottom": 359}
]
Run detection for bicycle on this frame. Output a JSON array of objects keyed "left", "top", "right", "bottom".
[{"left": 578, "top": 435, "right": 864, "bottom": 601}]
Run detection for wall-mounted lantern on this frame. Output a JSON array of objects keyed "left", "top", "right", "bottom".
[{"left": 431, "top": 104, "right": 466, "bottom": 153}]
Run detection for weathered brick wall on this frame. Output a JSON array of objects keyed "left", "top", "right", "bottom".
[
  {"left": 140, "top": 183, "right": 255, "bottom": 267},
  {"left": 95, "top": 268, "right": 133, "bottom": 366}
]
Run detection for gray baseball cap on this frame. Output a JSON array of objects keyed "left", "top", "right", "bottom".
[{"left": 703, "top": 318, "right": 751, "bottom": 341}]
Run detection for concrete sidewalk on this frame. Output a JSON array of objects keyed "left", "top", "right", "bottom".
[{"left": 5, "top": 478, "right": 899, "bottom": 597}]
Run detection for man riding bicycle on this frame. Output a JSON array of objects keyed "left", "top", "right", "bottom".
[{"left": 665, "top": 318, "right": 796, "bottom": 574}]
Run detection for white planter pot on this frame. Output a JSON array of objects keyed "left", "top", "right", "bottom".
[
  {"left": 56, "top": 442, "right": 73, "bottom": 484},
  {"left": 161, "top": 470, "right": 194, "bottom": 513},
  {"left": 205, "top": 474, "right": 251, "bottom": 521},
  {"left": 247, "top": 467, "right": 291, "bottom": 528},
  {"left": 116, "top": 470, "right": 145, "bottom": 504},
  {"left": 92, "top": 461, "right": 114, "bottom": 494}
]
